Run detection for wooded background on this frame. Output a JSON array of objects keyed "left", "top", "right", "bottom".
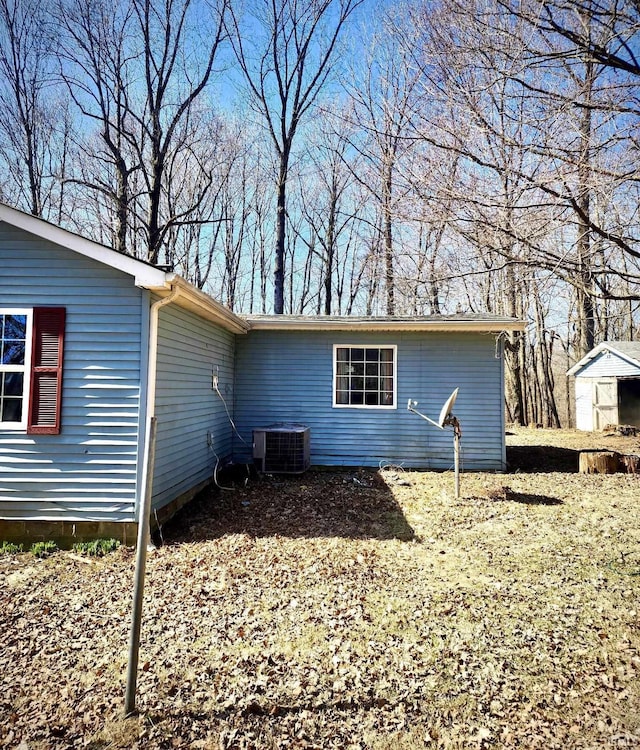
[{"left": 1, "top": 0, "right": 639, "bottom": 426}]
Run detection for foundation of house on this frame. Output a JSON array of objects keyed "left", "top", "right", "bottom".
[{"left": 0, "top": 478, "right": 212, "bottom": 548}]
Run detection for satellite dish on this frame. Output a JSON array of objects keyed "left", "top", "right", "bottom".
[
  {"left": 407, "top": 387, "right": 462, "bottom": 498},
  {"left": 437, "top": 388, "right": 459, "bottom": 428}
]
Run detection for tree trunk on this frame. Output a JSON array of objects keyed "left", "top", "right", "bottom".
[
  {"left": 383, "top": 161, "right": 394, "bottom": 315},
  {"left": 575, "top": 49, "right": 595, "bottom": 356},
  {"left": 274, "top": 153, "right": 288, "bottom": 314},
  {"left": 323, "top": 178, "right": 337, "bottom": 315},
  {"left": 504, "top": 260, "right": 525, "bottom": 424}
]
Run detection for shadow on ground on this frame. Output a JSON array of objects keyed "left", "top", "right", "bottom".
[
  {"left": 507, "top": 445, "right": 578, "bottom": 473},
  {"left": 508, "top": 491, "right": 562, "bottom": 505},
  {"left": 161, "top": 469, "right": 417, "bottom": 544},
  {"left": 482, "top": 484, "right": 563, "bottom": 506}
]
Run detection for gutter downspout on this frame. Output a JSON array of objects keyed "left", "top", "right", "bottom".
[
  {"left": 125, "top": 284, "right": 181, "bottom": 715},
  {"left": 144, "top": 286, "right": 182, "bottom": 431}
]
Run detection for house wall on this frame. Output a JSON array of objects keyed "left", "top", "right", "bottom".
[
  {"left": 0, "top": 223, "right": 146, "bottom": 523},
  {"left": 234, "top": 330, "right": 506, "bottom": 471},
  {"left": 151, "top": 302, "right": 236, "bottom": 514}
]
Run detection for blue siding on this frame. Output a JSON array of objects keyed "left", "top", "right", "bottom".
[
  {"left": 151, "top": 303, "right": 236, "bottom": 511},
  {"left": 0, "top": 223, "right": 144, "bottom": 521},
  {"left": 234, "top": 330, "right": 506, "bottom": 470}
]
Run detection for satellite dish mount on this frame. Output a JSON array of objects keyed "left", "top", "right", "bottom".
[{"left": 407, "top": 388, "right": 462, "bottom": 498}]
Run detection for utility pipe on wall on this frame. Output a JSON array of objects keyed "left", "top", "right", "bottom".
[{"left": 125, "top": 285, "right": 180, "bottom": 716}]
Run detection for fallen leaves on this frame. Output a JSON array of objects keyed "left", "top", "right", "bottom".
[{"left": 1, "top": 429, "right": 640, "bottom": 748}]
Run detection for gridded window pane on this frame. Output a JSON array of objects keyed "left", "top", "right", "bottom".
[
  {"left": 3, "top": 341, "right": 25, "bottom": 365},
  {"left": 1, "top": 373, "right": 24, "bottom": 422},
  {"left": 2, "top": 397, "right": 22, "bottom": 422},
  {"left": 2, "top": 314, "right": 27, "bottom": 366},
  {"left": 5, "top": 315, "right": 26, "bottom": 339},
  {"left": 4, "top": 372, "right": 23, "bottom": 395},
  {"left": 0, "top": 313, "right": 29, "bottom": 424},
  {"left": 334, "top": 346, "right": 395, "bottom": 407}
]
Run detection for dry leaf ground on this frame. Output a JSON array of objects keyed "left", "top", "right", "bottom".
[{"left": 2, "top": 427, "right": 640, "bottom": 749}]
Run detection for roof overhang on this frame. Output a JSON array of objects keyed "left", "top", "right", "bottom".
[
  {"left": 0, "top": 203, "right": 250, "bottom": 334},
  {"left": 244, "top": 315, "right": 525, "bottom": 333},
  {"left": 162, "top": 276, "right": 250, "bottom": 334},
  {"left": 0, "top": 203, "right": 169, "bottom": 289}
]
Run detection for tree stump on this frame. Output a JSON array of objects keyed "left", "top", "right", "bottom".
[
  {"left": 579, "top": 451, "right": 621, "bottom": 474},
  {"left": 621, "top": 454, "right": 640, "bottom": 474}
]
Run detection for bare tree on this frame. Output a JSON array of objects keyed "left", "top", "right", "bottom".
[
  {"left": 58, "top": 0, "right": 229, "bottom": 262},
  {"left": 0, "top": 0, "right": 67, "bottom": 218},
  {"left": 487, "top": 0, "right": 640, "bottom": 300},
  {"left": 131, "top": 0, "right": 229, "bottom": 264},
  {"left": 290, "top": 119, "right": 364, "bottom": 314},
  {"left": 227, "top": 0, "right": 365, "bottom": 313},
  {"left": 343, "top": 14, "right": 420, "bottom": 314},
  {"left": 57, "top": 0, "right": 138, "bottom": 254}
]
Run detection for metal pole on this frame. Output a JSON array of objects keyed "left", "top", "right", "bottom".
[
  {"left": 124, "top": 416, "right": 157, "bottom": 716},
  {"left": 453, "top": 431, "right": 460, "bottom": 499}
]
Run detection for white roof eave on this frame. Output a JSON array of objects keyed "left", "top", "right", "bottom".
[
  {"left": 244, "top": 318, "right": 525, "bottom": 333},
  {"left": 0, "top": 203, "right": 169, "bottom": 289},
  {"left": 163, "top": 276, "right": 250, "bottom": 334}
]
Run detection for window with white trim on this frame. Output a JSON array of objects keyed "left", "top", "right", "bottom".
[
  {"left": 0, "top": 310, "right": 32, "bottom": 427},
  {"left": 333, "top": 345, "right": 397, "bottom": 408},
  {"left": 0, "top": 307, "right": 65, "bottom": 433}
]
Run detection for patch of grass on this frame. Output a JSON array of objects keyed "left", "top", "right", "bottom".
[
  {"left": 85, "top": 717, "right": 142, "bottom": 749},
  {"left": 72, "top": 538, "right": 121, "bottom": 557},
  {"left": 30, "top": 540, "right": 58, "bottom": 558},
  {"left": 0, "top": 541, "right": 23, "bottom": 555}
]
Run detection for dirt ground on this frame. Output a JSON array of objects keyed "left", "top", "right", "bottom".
[
  {"left": 1, "top": 428, "right": 640, "bottom": 749},
  {"left": 505, "top": 426, "right": 640, "bottom": 472}
]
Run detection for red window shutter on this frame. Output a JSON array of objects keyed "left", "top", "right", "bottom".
[{"left": 27, "top": 307, "right": 66, "bottom": 435}]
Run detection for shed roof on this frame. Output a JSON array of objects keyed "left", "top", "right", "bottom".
[
  {"left": 244, "top": 314, "right": 525, "bottom": 333},
  {"left": 567, "top": 341, "right": 640, "bottom": 376}
]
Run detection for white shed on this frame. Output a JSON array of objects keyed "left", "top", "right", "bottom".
[{"left": 567, "top": 341, "right": 640, "bottom": 430}]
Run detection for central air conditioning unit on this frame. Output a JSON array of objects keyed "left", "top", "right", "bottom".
[{"left": 253, "top": 423, "right": 311, "bottom": 474}]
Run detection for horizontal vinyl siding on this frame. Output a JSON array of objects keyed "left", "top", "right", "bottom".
[
  {"left": 151, "top": 303, "right": 235, "bottom": 511},
  {"left": 234, "top": 330, "right": 505, "bottom": 471},
  {"left": 576, "top": 351, "right": 640, "bottom": 378},
  {"left": 0, "top": 223, "right": 143, "bottom": 521}
]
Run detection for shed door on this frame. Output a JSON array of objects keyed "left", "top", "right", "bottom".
[{"left": 593, "top": 379, "right": 618, "bottom": 429}]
